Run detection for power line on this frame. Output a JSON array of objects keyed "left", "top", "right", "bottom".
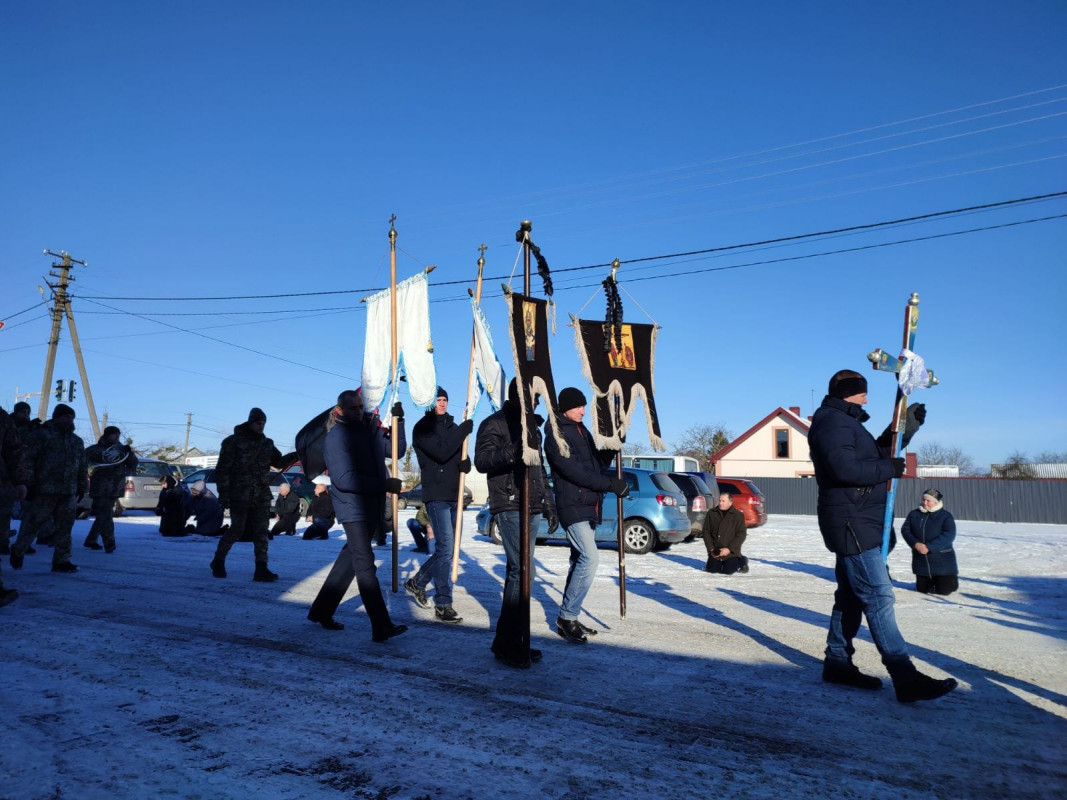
[{"left": 70, "top": 191, "right": 1067, "bottom": 302}]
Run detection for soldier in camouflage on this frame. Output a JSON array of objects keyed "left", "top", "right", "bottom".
[
  {"left": 1, "top": 407, "right": 30, "bottom": 606},
  {"left": 9, "top": 404, "right": 88, "bottom": 574},
  {"left": 83, "top": 426, "right": 139, "bottom": 553},
  {"left": 0, "top": 402, "right": 34, "bottom": 556},
  {"left": 210, "top": 407, "right": 295, "bottom": 582}
]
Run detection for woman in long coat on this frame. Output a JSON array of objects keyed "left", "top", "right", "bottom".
[{"left": 901, "top": 488, "right": 958, "bottom": 596}]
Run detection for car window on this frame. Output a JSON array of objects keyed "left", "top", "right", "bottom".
[
  {"left": 742, "top": 480, "right": 764, "bottom": 496},
  {"left": 689, "top": 475, "right": 713, "bottom": 495},
  {"left": 651, "top": 473, "right": 681, "bottom": 493},
  {"left": 718, "top": 482, "right": 739, "bottom": 496},
  {"left": 622, "top": 472, "right": 639, "bottom": 493},
  {"left": 137, "top": 461, "right": 171, "bottom": 478},
  {"left": 669, "top": 473, "right": 697, "bottom": 496}
]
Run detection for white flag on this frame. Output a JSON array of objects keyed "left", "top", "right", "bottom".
[{"left": 464, "top": 296, "right": 506, "bottom": 420}]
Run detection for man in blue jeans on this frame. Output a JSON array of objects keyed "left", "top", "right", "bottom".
[
  {"left": 808, "top": 369, "right": 957, "bottom": 704},
  {"left": 405, "top": 387, "right": 473, "bottom": 624},
  {"left": 543, "top": 387, "right": 628, "bottom": 644}
]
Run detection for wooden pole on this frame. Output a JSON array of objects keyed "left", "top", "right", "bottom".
[
  {"left": 518, "top": 220, "right": 532, "bottom": 662},
  {"left": 451, "top": 245, "right": 487, "bottom": 583},
  {"left": 388, "top": 216, "right": 400, "bottom": 592},
  {"left": 607, "top": 260, "right": 627, "bottom": 617}
]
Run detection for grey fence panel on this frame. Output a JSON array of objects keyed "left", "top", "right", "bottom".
[{"left": 752, "top": 477, "right": 1067, "bottom": 524}]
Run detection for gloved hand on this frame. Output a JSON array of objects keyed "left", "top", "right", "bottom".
[
  {"left": 544, "top": 505, "right": 559, "bottom": 535},
  {"left": 458, "top": 418, "right": 475, "bottom": 437},
  {"left": 608, "top": 478, "right": 630, "bottom": 497},
  {"left": 458, "top": 458, "right": 471, "bottom": 474},
  {"left": 391, "top": 402, "right": 404, "bottom": 421},
  {"left": 385, "top": 477, "right": 403, "bottom": 494},
  {"left": 901, "top": 403, "right": 926, "bottom": 449},
  {"left": 890, "top": 457, "right": 906, "bottom": 478}
]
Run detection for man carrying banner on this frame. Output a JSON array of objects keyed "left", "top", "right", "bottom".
[
  {"left": 475, "top": 379, "right": 555, "bottom": 668},
  {"left": 405, "top": 386, "right": 473, "bottom": 623},
  {"left": 306, "top": 389, "right": 408, "bottom": 642},
  {"left": 543, "top": 387, "right": 628, "bottom": 643}
]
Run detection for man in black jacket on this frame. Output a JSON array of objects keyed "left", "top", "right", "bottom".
[
  {"left": 474, "top": 379, "right": 554, "bottom": 668},
  {"left": 271, "top": 483, "right": 301, "bottom": 536},
  {"left": 405, "top": 387, "right": 473, "bottom": 623},
  {"left": 543, "top": 387, "right": 627, "bottom": 643},
  {"left": 702, "top": 493, "right": 748, "bottom": 575},
  {"left": 809, "top": 369, "right": 956, "bottom": 704}
]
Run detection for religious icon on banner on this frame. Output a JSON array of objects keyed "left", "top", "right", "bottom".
[
  {"left": 607, "top": 324, "right": 637, "bottom": 371},
  {"left": 523, "top": 301, "right": 537, "bottom": 361}
]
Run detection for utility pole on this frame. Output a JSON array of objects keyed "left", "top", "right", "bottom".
[
  {"left": 183, "top": 412, "right": 192, "bottom": 461},
  {"left": 37, "top": 250, "right": 102, "bottom": 439}
]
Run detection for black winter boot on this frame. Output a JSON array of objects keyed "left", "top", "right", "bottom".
[
  {"left": 556, "top": 618, "right": 588, "bottom": 644},
  {"left": 253, "top": 562, "right": 279, "bottom": 582},
  {"left": 895, "top": 672, "right": 958, "bottom": 703},
  {"left": 823, "top": 660, "right": 882, "bottom": 690},
  {"left": 210, "top": 557, "right": 227, "bottom": 578}
]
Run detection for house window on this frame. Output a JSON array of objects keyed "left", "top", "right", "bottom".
[{"left": 774, "top": 428, "right": 790, "bottom": 459}]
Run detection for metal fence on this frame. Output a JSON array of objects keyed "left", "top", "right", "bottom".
[{"left": 751, "top": 477, "right": 1067, "bottom": 524}]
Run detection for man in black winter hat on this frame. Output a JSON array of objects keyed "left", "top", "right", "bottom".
[
  {"left": 809, "top": 368, "right": 956, "bottom": 704},
  {"left": 543, "top": 387, "right": 629, "bottom": 644}
]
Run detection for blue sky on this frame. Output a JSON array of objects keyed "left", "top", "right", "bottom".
[{"left": 2, "top": 2, "right": 1065, "bottom": 468}]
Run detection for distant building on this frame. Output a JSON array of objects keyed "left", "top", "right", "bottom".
[
  {"left": 916, "top": 464, "right": 960, "bottom": 479},
  {"left": 990, "top": 462, "right": 1067, "bottom": 479},
  {"left": 711, "top": 406, "right": 813, "bottom": 478}
]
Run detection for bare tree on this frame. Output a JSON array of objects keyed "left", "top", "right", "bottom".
[
  {"left": 137, "top": 440, "right": 186, "bottom": 461},
  {"left": 673, "top": 423, "right": 733, "bottom": 471},
  {"left": 915, "top": 441, "right": 979, "bottom": 476},
  {"left": 1035, "top": 450, "right": 1067, "bottom": 463},
  {"left": 998, "top": 451, "right": 1036, "bottom": 480}
]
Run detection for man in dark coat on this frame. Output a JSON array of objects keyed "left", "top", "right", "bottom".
[
  {"left": 210, "top": 408, "right": 294, "bottom": 582},
  {"left": 702, "top": 492, "right": 748, "bottom": 575},
  {"left": 83, "top": 426, "right": 138, "bottom": 553},
  {"left": 10, "top": 404, "right": 87, "bottom": 574},
  {"left": 543, "top": 387, "right": 627, "bottom": 644},
  {"left": 302, "top": 479, "right": 334, "bottom": 540},
  {"left": 271, "top": 483, "right": 301, "bottom": 537},
  {"left": 306, "top": 389, "right": 407, "bottom": 642},
  {"left": 0, "top": 403, "right": 35, "bottom": 556},
  {"left": 808, "top": 369, "right": 956, "bottom": 704},
  {"left": 404, "top": 386, "right": 474, "bottom": 623},
  {"left": 474, "top": 379, "right": 555, "bottom": 668},
  {"left": 0, "top": 408, "right": 29, "bottom": 606}
]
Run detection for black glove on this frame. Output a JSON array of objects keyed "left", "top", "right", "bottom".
[
  {"left": 901, "top": 403, "right": 926, "bottom": 449},
  {"left": 458, "top": 418, "right": 475, "bottom": 437},
  {"left": 544, "top": 506, "right": 559, "bottom": 535},
  {"left": 391, "top": 402, "right": 404, "bottom": 420},
  {"left": 608, "top": 478, "right": 630, "bottom": 497},
  {"left": 890, "top": 457, "right": 906, "bottom": 478},
  {"left": 458, "top": 458, "right": 471, "bottom": 474},
  {"left": 385, "top": 477, "right": 403, "bottom": 494}
]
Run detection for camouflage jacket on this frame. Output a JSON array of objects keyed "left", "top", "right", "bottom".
[
  {"left": 24, "top": 419, "right": 88, "bottom": 497},
  {"left": 1, "top": 410, "right": 30, "bottom": 490},
  {"left": 215, "top": 421, "right": 285, "bottom": 508},
  {"left": 86, "top": 437, "right": 140, "bottom": 499}
]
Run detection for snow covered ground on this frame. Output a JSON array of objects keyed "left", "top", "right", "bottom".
[{"left": 2, "top": 510, "right": 1064, "bottom": 800}]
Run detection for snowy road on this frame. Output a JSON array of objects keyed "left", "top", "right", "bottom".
[{"left": 2, "top": 511, "right": 1064, "bottom": 799}]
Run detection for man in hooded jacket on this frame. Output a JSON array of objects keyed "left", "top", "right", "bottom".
[{"left": 83, "top": 425, "right": 138, "bottom": 553}]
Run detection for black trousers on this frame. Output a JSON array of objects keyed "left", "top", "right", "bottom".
[
  {"left": 705, "top": 555, "right": 747, "bottom": 575},
  {"left": 308, "top": 518, "right": 393, "bottom": 636},
  {"left": 271, "top": 512, "right": 300, "bottom": 536},
  {"left": 916, "top": 574, "right": 958, "bottom": 595}
]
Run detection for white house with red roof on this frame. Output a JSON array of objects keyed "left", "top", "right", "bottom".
[{"left": 711, "top": 406, "right": 814, "bottom": 478}]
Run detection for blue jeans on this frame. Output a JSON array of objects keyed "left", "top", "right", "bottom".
[
  {"left": 825, "top": 547, "right": 913, "bottom": 674},
  {"left": 492, "top": 510, "right": 540, "bottom": 654},
  {"left": 559, "top": 520, "right": 599, "bottom": 620},
  {"left": 414, "top": 501, "right": 456, "bottom": 607}
]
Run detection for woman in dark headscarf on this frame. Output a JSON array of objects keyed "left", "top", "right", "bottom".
[{"left": 901, "top": 488, "right": 958, "bottom": 596}]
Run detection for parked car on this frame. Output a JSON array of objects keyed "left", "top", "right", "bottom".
[
  {"left": 714, "top": 476, "right": 767, "bottom": 528},
  {"left": 668, "top": 472, "right": 716, "bottom": 537},
  {"left": 398, "top": 482, "right": 474, "bottom": 510},
  {"left": 475, "top": 467, "right": 690, "bottom": 554},
  {"left": 179, "top": 468, "right": 313, "bottom": 516},
  {"left": 118, "top": 458, "right": 177, "bottom": 515}
]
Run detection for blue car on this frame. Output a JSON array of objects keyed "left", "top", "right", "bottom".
[{"left": 474, "top": 467, "right": 690, "bottom": 554}]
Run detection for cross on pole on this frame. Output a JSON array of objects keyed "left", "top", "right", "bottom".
[{"left": 866, "top": 292, "right": 939, "bottom": 560}]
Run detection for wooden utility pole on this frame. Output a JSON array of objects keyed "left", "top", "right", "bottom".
[
  {"left": 184, "top": 413, "right": 193, "bottom": 460},
  {"left": 37, "top": 250, "right": 102, "bottom": 439}
]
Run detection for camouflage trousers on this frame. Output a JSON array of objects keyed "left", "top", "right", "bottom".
[
  {"left": 84, "top": 496, "right": 118, "bottom": 549},
  {"left": 214, "top": 504, "right": 271, "bottom": 564},
  {"left": 13, "top": 493, "right": 76, "bottom": 566}
]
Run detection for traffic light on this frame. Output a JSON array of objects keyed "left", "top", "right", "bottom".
[
  {"left": 54, "top": 379, "right": 64, "bottom": 400},
  {"left": 68, "top": 380, "right": 77, "bottom": 401}
]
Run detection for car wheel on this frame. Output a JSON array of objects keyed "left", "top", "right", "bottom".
[
  {"left": 488, "top": 518, "right": 502, "bottom": 546},
  {"left": 113, "top": 501, "right": 124, "bottom": 517},
  {"left": 622, "top": 519, "right": 655, "bottom": 554},
  {"left": 298, "top": 498, "right": 309, "bottom": 517},
  {"left": 397, "top": 497, "right": 408, "bottom": 511}
]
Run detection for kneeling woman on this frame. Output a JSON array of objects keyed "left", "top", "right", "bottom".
[{"left": 901, "top": 488, "right": 958, "bottom": 596}]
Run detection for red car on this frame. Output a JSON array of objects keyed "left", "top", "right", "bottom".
[{"left": 714, "top": 477, "right": 767, "bottom": 528}]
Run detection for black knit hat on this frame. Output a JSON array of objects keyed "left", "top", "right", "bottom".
[
  {"left": 436, "top": 386, "right": 448, "bottom": 401},
  {"left": 52, "top": 403, "right": 75, "bottom": 418},
  {"left": 248, "top": 407, "right": 267, "bottom": 423},
  {"left": 829, "top": 374, "right": 868, "bottom": 400},
  {"left": 558, "top": 387, "right": 587, "bottom": 414},
  {"left": 103, "top": 425, "right": 121, "bottom": 437}
]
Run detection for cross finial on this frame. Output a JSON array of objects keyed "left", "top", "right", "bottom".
[
  {"left": 478, "top": 243, "right": 488, "bottom": 257},
  {"left": 388, "top": 213, "right": 397, "bottom": 229}
]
